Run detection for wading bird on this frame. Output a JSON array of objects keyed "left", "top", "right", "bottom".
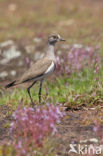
[{"left": 5, "top": 34, "right": 65, "bottom": 106}]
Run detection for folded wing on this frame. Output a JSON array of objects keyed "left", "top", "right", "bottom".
[{"left": 19, "top": 58, "right": 52, "bottom": 83}]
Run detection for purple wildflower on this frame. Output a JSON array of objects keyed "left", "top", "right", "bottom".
[
  {"left": 10, "top": 104, "right": 64, "bottom": 155},
  {"left": 56, "top": 45, "right": 101, "bottom": 76}
]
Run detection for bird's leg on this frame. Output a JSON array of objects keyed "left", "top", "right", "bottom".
[
  {"left": 27, "top": 81, "right": 36, "bottom": 106},
  {"left": 38, "top": 80, "right": 43, "bottom": 104}
]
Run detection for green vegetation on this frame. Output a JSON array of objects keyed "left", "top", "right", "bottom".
[
  {"left": 1, "top": 67, "right": 103, "bottom": 110},
  {"left": 0, "top": 0, "right": 103, "bottom": 111},
  {"left": 0, "top": 0, "right": 103, "bottom": 155}
]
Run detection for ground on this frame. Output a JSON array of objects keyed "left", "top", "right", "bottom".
[
  {"left": 0, "top": 0, "right": 103, "bottom": 155},
  {"left": 57, "top": 109, "right": 103, "bottom": 155},
  {"left": 0, "top": 105, "right": 103, "bottom": 155}
]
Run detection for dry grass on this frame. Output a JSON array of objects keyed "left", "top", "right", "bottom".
[{"left": 0, "top": 0, "right": 103, "bottom": 45}]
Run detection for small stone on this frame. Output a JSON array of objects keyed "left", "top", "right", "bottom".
[
  {"left": 10, "top": 70, "right": 16, "bottom": 76},
  {"left": 89, "top": 138, "right": 98, "bottom": 143},
  {"left": 33, "top": 37, "right": 42, "bottom": 43},
  {"left": 80, "top": 139, "right": 87, "bottom": 143},
  {"left": 1, "top": 45, "right": 21, "bottom": 64},
  {"left": 0, "top": 40, "right": 14, "bottom": 47},
  {"left": 73, "top": 44, "right": 83, "bottom": 48},
  {"left": 0, "top": 71, "right": 8, "bottom": 78},
  {"left": 89, "top": 108, "right": 96, "bottom": 110}
]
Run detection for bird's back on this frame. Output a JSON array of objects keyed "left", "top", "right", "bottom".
[{"left": 18, "top": 57, "right": 53, "bottom": 83}]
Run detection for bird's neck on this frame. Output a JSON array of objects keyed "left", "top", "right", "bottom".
[{"left": 46, "top": 43, "right": 56, "bottom": 62}]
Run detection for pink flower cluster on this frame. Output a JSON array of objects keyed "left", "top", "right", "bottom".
[
  {"left": 56, "top": 45, "right": 101, "bottom": 76},
  {"left": 10, "top": 104, "right": 64, "bottom": 154}
]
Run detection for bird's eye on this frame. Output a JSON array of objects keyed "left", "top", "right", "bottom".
[{"left": 53, "top": 36, "right": 57, "bottom": 39}]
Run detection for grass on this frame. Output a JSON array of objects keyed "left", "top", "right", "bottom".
[
  {"left": 0, "top": 0, "right": 103, "bottom": 155},
  {"left": 0, "top": 0, "right": 103, "bottom": 45},
  {"left": 1, "top": 67, "right": 103, "bottom": 110},
  {"left": 1, "top": 66, "right": 103, "bottom": 155}
]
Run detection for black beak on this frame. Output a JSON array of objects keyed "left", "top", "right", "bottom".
[{"left": 59, "top": 38, "right": 66, "bottom": 41}]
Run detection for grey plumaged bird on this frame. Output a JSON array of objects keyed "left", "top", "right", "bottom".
[{"left": 5, "top": 34, "right": 65, "bottom": 106}]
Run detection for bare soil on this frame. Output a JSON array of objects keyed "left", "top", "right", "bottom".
[
  {"left": 0, "top": 105, "right": 103, "bottom": 155},
  {"left": 0, "top": 105, "right": 12, "bottom": 143},
  {"left": 56, "top": 109, "right": 103, "bottom": 155}
]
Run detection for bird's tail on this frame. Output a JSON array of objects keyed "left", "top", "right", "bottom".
[{"left": 5, "top": 80, "right": 17, "bottom": 89}]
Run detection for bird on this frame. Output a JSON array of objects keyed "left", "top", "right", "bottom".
[{"left": 5, "top": 34, "right": 65, "bottom": 106}]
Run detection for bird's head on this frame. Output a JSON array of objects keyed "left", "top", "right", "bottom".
[{"left": 48, "top": 34, "right": 66, "bottom": 45}]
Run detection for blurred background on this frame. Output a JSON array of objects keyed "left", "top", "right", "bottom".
[
  {"left": 0, "top": 0, "right": 103, "bottom": 43},
  {"left": 0, "top": 1, "right": 103, "bottom": 152},
  {"left": 0, "top": 0, "right": 103, "bottom": 83}
]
